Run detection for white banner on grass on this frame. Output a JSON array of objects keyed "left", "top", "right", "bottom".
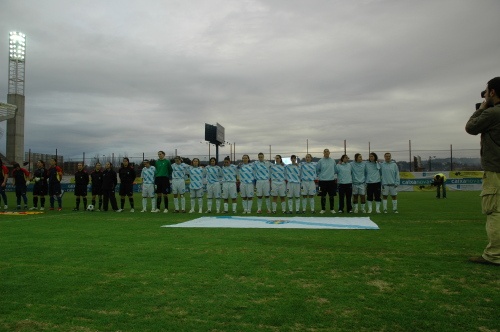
[{"left": 162, "top": 216, "right": 379, "bottom": 230}]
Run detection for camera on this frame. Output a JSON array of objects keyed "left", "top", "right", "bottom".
[{"left": 476, "top": 90, "right": 487, "bottom": 110}]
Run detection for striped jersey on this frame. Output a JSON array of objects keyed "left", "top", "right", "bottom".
[
  {"left": 204, "top": 165, "right": 222, "bottom": 184},
  {"left": 285, "top": 164, "right": 301, "bottom": 183},
  {"left": 141, "top": 166, "right": 156, "bottom": 184},
  {"left": 253, "top": 161, "right": 271, "bottom": 180},
  {"left": 188, "top": 166, "right": 204, "bottom": 190},
  {"left": 300, "top": 162, "right": 317, "bottom": 181},
  {"left": 171, "top": 163, "right": 188, "bottom": 180},
  {"left": 222, "top": 164, "right": 238, "bottom": 182},
  {"left": 270, "top": 163, "right": 286, "bottom": 183},
  {"left": 238, "top": 163, "right": 255, "bottom": 184}
]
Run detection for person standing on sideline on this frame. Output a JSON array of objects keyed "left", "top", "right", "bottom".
[
  {"left": 90, "top": 162, "right": 104, "bottom": 211},
  {"left": 73, "top": 162, "right": 89, "bottom": 211},
  {"left": 465, "top": 76, "right": 500, "bottom": 266},
  {"left": 140, "top": 160, "right": 157, "bottom": 212},
  {"left": 336, "top": 155, "right": 353, "bottom": 213},
  {"left": 316, "top": 148, "right": 337, "bottom": 214},
  {"left": 171, "top": 156, "right": 188, "bottom": 213},
  {"left": 285, "top": 155, "right": 301, "bottom": 214},
  {"left": 204, "top": 157, "right": 222, "bottom": 213},
  {"left": 253, "top": 152, "right": 271, "bottom": 214},
  {"left": 48, "top": 158, "right": 63, "bottom": 211},
  {"left": 187, "top": 158, "right": 204, "bottom": 213},
  {"left": 155, "top": 151, "right": 173, "bottom": 213},
  {"left": 30, "top": 160, "right": 48, "bottom": 210},
  {"left": 433, "top": 173, "right": 447, "bottom": 199},
  {"left": 12, "top": 162, "right": 30, "bottom": 210},
  {"left": 102, "top": 162, "right": 119, "bottom": 212},
  {"left": 117, "top": 157, "right": 136, "bottom": 212},
  {"left": 270, "top": 155, "right": 287, "bottom": 214},
  {"left": 380, "top": 152, "right": 400, "bottom": 213},
  {"left": 0, "top": 159, "right": 9, "bottom": 210},
  {"left": 300, "top": 153, "right": 317, "bottom": 214},
  {"left": 221, "top": 156, "right": 238, "bottom": 214},
  {"left": 366, "top": 152, "right": 382, "bottom": 213},
  {"left": 238, "top": 154, "right": 255, "bottom": 214},
  {"left": 351, "top": 153, "right": 367, "bottom": 213}
]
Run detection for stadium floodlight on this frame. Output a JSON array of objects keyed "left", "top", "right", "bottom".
[
  {"left": 8, "top": 31, "right": 26, "bottom": 95},
  {"left": 0, "top": 102, "right": 18, "bottom": 121},
  {"left": 9, "top": 31, "right": 26, "bottom": 61}
]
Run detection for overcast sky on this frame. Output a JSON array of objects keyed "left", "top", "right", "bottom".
[{"left": 1, "top": 0, "right": 499, "bottom": 163}]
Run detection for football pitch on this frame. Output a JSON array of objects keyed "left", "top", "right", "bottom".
[{"left": 1, "top": 191, "right": 498, "bottom": 332}]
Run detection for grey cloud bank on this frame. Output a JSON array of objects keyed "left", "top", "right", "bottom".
[{"left": 0, "top": 0, "right": 498, "bottom": 162}]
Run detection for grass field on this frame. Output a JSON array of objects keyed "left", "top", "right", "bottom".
[{"left": 1, "top": 191, "right": 499, "bottom": 332}]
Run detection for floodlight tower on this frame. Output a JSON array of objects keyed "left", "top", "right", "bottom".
[{"left": 6, "top": 31, "right": 26, "bottom": 163}]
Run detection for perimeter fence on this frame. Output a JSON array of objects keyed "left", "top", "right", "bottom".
[{"left": 24, "top": 146, "right": 481, "bottom": 174}]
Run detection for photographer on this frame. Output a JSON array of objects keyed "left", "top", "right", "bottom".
[
  {"left": 432, "top": 173, "right": 446, "bottom": 199},
  {"left": 465, "top": 77, "right": 500, "bottom": 266}
]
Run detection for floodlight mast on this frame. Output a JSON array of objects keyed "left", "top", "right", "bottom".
[
  {"left": 6, "top": 31, "right": 26, "bottom": 164},
  {"left": 8, "top": 31, "right": 26, "bottom": 95}
]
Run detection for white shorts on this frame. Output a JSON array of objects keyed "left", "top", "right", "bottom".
[
  {"left": 301, "top": 181, "right": 316, "bottom": 196},
  {"left": 382, "top": 185, "right": 398, "bottom": 196},
  {"left": 240, "top": 183, "right": 254, "bottom": 198},
  {"left": 171, "top": 179, "right": 186, "bottom": 195},
  {"left": 271, "top": 182, "right": 286, "bottom": 197},
  {"left": 353, "top": 184, "right": 366, "bottom": 195},
  {"left": 255, "top": 180, "right": 270, "bottom": 197},
  {"left": 142, "top": 183, "right": 155, "bottom": 198},
  {"left": 222, "top": 182, "right": 237, "bottom": 199},
  {"left": 287, "top": 182, "right": 301, "bottom": 198},
  {"left": 206, "top": 182, "right": 221, "bottom": 199},
  {"left": 190, "top": 188, "right": 204, "bottom": 198}
]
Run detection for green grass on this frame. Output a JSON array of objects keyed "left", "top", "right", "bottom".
[{"left": 1, "top": 191, "right": 499, "bottom": 332}]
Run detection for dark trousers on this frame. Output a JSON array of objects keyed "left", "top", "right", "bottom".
[
  {"left": 103, "top": 189, "right": 118, "bottom": 211},
  {"left": 367, "top": 182, "right": 382, "bottom": 202},
  {"left": 436, "top": 184, "right": 446, "bottom": 198},
  {"left": 338, "top": 183, "right": 353, "bottom": 212}
]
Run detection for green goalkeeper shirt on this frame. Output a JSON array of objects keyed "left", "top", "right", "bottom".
[{"left": 155, "top": 158, "right": 172, "bottom": 178}]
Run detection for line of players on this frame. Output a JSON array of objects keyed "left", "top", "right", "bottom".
[
  {"left": 0, "top": 150, "right": 400, "bottom": 214},
  {"left": 151, "top": 150, "right": 400, "bottom": 214}
]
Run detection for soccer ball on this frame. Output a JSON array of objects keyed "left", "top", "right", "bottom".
[{"left": 86, "top": 204, "right": 94, "bottom": 212}]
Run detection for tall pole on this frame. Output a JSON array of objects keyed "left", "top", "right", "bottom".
[
  {"left": 6, "top": 31, "right": 26, "bottom": 164},
  {"left": 344, "top": 140, "right": 346, "bottom": 155},
  {"left": 450, "top": 144, "right": 453, "bottom": 171},
  {"left": 306, "top": 139, "right": 309, "bottom": 154},
  {"left": 409, "top": 140, "right": 412, "bottom": 172}
]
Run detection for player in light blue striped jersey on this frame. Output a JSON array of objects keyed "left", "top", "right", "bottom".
[
  {"left": 140, "top": 160, "right": 157, "bottom": 212},
  {"left": 187, "top": 158, "right": 204, "bottom": 213},
  {"left": 300, "top": 154, "right": 317, "bottom": 213},
  {"left": 271, "top": 155, "right": 287, "bottom": 213},
  {"left": 171, "top": 156, "right": 189, "bottom": 212},
  {"left": 238, "top": 154, "right": 255, "bottom": 214},
  {"left": 253, "top": 152, "right": 271, "bottom": 213},
  {"left": 221, "top": 156, "right": 239, "bottom": 213},
  {"left": 203, "top": 157, "right": 222, "bottom": 213},
  {"left": 285, "top": 155, "right": 301, "bottom": 214}
]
